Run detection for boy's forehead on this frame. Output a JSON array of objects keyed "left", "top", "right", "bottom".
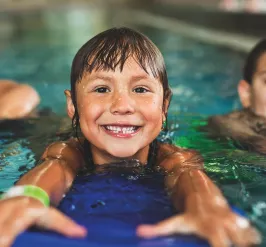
[
  {"left": 81, "top": 69, "right": 156, "bottom": 83},
  {"left": 82, "top": 61, "right": 156, "bottom": 80},
  {"left": 256, "top": 53, "right": 266, "bottom": 73}
]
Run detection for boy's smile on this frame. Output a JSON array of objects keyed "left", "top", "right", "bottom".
[
  {"left": 102, "top": 124, "right": 141, "bottom": 138},
  {"left": 66, "top": 57, "right": 166, "bottom": 165}
]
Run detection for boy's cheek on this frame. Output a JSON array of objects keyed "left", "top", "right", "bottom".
[{"left": 142, "top": 97, "right": 163, "bottom": 109}]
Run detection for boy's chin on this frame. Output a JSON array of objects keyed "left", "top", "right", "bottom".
[
  {"left": 107, "top": 147, "right": 139, "bottom": 160},
  {"left": 108, "top": 150, "right": 136, "bottom": 159}
]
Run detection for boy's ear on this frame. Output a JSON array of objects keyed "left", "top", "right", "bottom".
[
  {"left": 65, "top": 90, "right": 75, "bottom": 119},
  {"left": 163, "top": 97, "right": 170, "bottom": 122},
  {"left": 238, "top": 80, "right": 251, "bottom": 108}
]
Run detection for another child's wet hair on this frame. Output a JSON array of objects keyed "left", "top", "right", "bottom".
[
  {"left": 243, "top": 39, "right": 266, "bottom": 84},
  {"left": 70, "top": 27, "right": 172, "bottom": 135}
]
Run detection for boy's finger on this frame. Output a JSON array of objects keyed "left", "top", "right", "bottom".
[
  {"left": 0, "top": 232, "right": 15, "bottom": 247},
  {"left": 136, "top": 214, "right": 193, "bottom": 238},
  {"left": 0, "top": 217, "right": 35, "bottom": 247},
  {"left": 209, "top": 229, "right": 231, "bottom": 247},
  {"left": 36, "top": 208, "right": 87, "bottom": 238},
  {"left": 225, "top": 214, "right": 261, "bottom": 247},
  {"left": 245, "top": 226, "right": 262, "bottom": 245},
  {"left": 227, "top": 223, "right": 261, "bottom": 247},
  {"left": 0, "top": 208, "right": 87, "bottom": 247}
]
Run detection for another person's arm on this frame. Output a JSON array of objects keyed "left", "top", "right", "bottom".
[
  {"left": 137, "top": 143, "right": 261, "bottom": 247},
  {"left": 0, "top": 80, "right": 40, "bottom": 119},
  {"left": 207, "top": 114, "right": 266, "bottom": 155}
]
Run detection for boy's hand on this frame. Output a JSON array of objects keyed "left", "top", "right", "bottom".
[
  {"left": 0, "top": 196, "right": 87, "bottom": 247},
  {"left": 136, "top": 193, "right": 261, "bottom": 247}
]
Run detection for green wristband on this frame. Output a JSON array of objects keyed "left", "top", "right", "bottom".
[{"left": 1, "top": 185, "right": 50, "bottom": 207}]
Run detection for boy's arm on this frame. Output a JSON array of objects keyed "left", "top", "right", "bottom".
[
  {"left": 0, "top": 138, "right": 87, "bottom": 247},
  {"left": 16, "top": 138, "right": 85, "bottom": 206},
  {"left": 137, "top": 143, "right": 261, "bottom": 247},
  {"left": 156, "top": 143, "right": 205, "bottom": 211}
]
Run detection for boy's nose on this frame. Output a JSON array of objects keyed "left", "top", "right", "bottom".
[{"left": 110, "top": 92, "right": 135, "bottom": 115}]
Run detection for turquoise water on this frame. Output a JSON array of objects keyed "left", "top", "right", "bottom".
[{"left": 0, "top": 6, "right": 266, "bottom": 245}]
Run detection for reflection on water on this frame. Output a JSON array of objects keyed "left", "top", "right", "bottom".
[
  {"left": 170, "top": 113, "right": 266, "bottom": 241},
  {"left": 0, "top": 6, "right": 265, "bottom": 244}
]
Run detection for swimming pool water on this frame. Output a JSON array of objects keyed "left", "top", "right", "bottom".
[{"left": 0, "top": 6, "right": 265, "bottom": 246}]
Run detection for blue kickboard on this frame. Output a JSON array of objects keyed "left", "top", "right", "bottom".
[{"left": 13, "top": 169, "right": 244, "bottom": 247}]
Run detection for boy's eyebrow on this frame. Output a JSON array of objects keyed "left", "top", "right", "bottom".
[
  {"left": 86, "top": 75, "right": 113, "bottom": 82},
  {"left": 84, "top": 74, "right": 155, "bottom": 83},
  {"left": 256, "top": 70, "right": 266, "bottom": 76},
  {"left": 130, "top": 75, "right": 155, "bottom": 83}
]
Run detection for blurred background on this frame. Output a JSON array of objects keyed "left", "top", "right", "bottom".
[
  {"left": 1, "top": 0, "right": 266, "bottom": 246},
  {"left": 0, "top": 0, "right": 265, "bottom": 53},
  {"left": 0, "top": 0, "right": 265, "bottom": 112}
]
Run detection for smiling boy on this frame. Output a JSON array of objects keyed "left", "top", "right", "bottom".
[{"left": 0, "top": 27, "right": 261, "bottom": 247}]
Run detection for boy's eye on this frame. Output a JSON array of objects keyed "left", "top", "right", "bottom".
[
  {"left": 94, "top": 87, "right": 110, "bottom": 93},
  {"left": 134, "top": 87, "right": 149, "bottom": 93}
]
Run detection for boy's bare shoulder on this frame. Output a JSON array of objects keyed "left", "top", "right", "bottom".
[
  {"left": 157, "top": 142, "right": 203, "bottom": 171},
  {"left": 41, "top": 137, "right": 85, "bottom": 163}
]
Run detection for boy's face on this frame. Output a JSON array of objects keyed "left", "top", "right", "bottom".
[
  {"left": 66, "top": 57, "right": 166, "bottom": 164},
  {"left": 238, "top": 52, "right": 266, "bottom": 117}
]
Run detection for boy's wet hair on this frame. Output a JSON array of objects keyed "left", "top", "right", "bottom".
[
  {"left": 243, "top": 39, "right": 266, "bottom": 84},
  {"left": 70, "top": 27, "right": 172, "bottom": 133}
]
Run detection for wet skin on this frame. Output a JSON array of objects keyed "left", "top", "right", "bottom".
[{"left": 66, "top": 57, "right": 165, "bottom": 164}]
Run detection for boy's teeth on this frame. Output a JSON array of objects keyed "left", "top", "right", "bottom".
[{"left": 105, "top": 126, "right": 137, "bottom": 134}]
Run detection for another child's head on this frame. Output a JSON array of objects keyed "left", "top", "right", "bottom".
[
  {"left": 238, "top": 39, "right": 266, "bottom": 117},
  {"left": 65, "top": 27, "right": 172, "bottom": 164}
]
